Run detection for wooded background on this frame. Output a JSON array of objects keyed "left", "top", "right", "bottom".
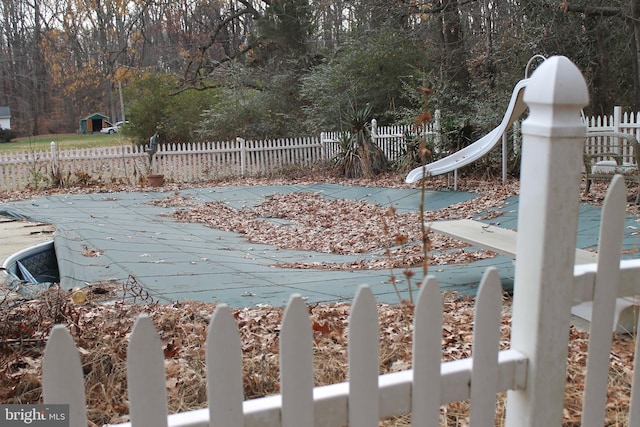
[{"left": 1, "top": 0, "right": 638, "bottom": 141}]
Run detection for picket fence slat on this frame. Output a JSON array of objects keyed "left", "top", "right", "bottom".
[
  {"left": 348, "top": 285, "right": 379, "bottom": 427},
  {"left": 280, "top": 294, "right": 314, "bottom": 427},
  {"left": 42, "top": 325, "right": 87, "bottom": 427},
  {"left": 581, "top": 175, "right": 627, "bottom": 426},
  {"left": 206, "top": 305, "right": 244, "bottom": 427},
  {"left": 128, "top": 315, "right": 169, "bottom": 427},
  {"left": 411, "top": 276, "right": 442, "bottom": 426},
  {"left": 470, "top": 267, "right": 502, "bottom": 425}
]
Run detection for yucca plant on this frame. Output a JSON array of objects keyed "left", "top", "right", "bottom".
[
  {"left": 333, "top": 133, "right": 360, "bottom": 178},
  {"left": 333, "top": 105, "right": 389, "bottom": 178}
]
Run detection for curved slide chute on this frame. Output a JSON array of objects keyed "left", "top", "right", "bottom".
[{"left": 405, "top": 78, "right": 530, "bottom": 183}]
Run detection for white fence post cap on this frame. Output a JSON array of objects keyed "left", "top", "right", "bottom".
[
  {"left": 523, "top": 56, "right": 589, "bottom": 137},
  {"left": 524, "top": 56, "right": 588, "bottom": 106}
]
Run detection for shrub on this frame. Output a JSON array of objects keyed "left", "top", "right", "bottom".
[
  {"left": 333, "top": 105, "right": 389, "bottom": 178},
  {"left": 0, "top": 127, "right": 17, "bottom": 143}
]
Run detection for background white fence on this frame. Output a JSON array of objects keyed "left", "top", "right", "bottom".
[
  {"left": 0, "top": 131, "right": 411, "bottom": 192},
  {"left": 0, "top": 117, "right": 439, "bottom": 192},
  {"left": 38, "top": 57, "right": 640, "bottom": 426},
  {"left": 150, "top": 137, "right": 326, "bottom": 182},
  {"left": 586, "top": 105, "right": 640, "bottom": 139},
  {"left": 0, "top": 144, "right": 148, "bottom": 192},
  {"left": 1, "top": 105, "right": 639, "bottom": 192},
  {"left": 584, "top": 106, "right": 640, "bottom": 166}
]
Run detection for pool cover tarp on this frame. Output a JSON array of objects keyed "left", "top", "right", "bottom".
[{"left": 0, "top": 183, "right": 617, "bottom": 307}]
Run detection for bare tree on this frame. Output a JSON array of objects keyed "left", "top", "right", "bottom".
[{"left": 558, "top": 0, "right": 640, "bottom": 110}]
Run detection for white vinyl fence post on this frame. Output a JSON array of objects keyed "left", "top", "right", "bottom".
[
  {"left": 505, "top": 56, "right": 589, "bottom": 427},
  {"left": 320, "top": 132, "right": 327, "bottom": 160},
  {"left": 50, "top": 141, "right": 57, "bottom": 177},
  {"left": 371, "top": 118, "right": 377, "bottom": 146},
  {"left": 237, "top": 137, "right": 246, "bottom": 177},
  {"left": 614, "top": 105, "right": 621, "bottom": 134}
]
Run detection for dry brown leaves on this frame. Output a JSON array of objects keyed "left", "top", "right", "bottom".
[
  {"left": 1, "top": 172, "right": 639, "bottom": 426},
  {"left": 0, "top": 286, "right": 636, "bottom": 426},
  {"left": 163, "top": 177, "right": 523, "bottom": 270}
]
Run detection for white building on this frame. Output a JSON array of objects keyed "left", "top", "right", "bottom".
[{"left": 0, "top": 106, "right": 10, "bottom": 129}]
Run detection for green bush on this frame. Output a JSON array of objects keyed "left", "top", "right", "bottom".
[
  {"left": 301, "top": 28, "right": 428, "bottom": 132},
  {"left": 123, "top": 73, "right": 221, "bottom": 146},
  {"left": 0, "top": 127, "right": 17, "bottom": 143},
  {"left": 198, "top": 63, "right": 309, "bottom": 140}
]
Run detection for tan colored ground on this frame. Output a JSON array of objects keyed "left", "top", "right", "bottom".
[{"left": 0, "top": 217, "right": 54, "bottom": 263}]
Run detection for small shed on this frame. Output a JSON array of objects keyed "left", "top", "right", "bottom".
[
  {"left": 0, "top": 106, "right": 10, "bottom": 129},
  {"left": 79, "top": 113, "right": 110, "bottom": 133}
]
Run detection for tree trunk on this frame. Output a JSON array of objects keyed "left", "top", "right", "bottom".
[
  {"left": 632, "top": 0, "right": 640, "bottom": 109},
  {"left": 483, "top": 0, "right": 495, "bottom": 88},
  {"left": 31, "top": 0, "right": 42, "bottom": 135},
  {"left": 439, "top": 0, "right": 470, "bottom": 88}
]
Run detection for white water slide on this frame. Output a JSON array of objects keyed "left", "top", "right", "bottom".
[{"left": 405, "top": 78, "right": 530, "bottom": 184}]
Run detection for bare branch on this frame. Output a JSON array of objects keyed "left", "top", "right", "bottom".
[{"left": 559, "top": 1, "right": 625, "bottom": 18}]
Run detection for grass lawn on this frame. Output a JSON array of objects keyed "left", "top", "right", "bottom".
[{"left": 0, "top": 133, "right": 134, "bottom": 153}]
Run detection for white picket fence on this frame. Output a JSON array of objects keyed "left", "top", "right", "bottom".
[
  {"left": 586, "top": 106, "right": 640, "bottom": 140},
  {"left": 39, "top": 56, "right": 640, "bottom": 427},
  {"left": 0, "top": 143, "right": 149, "bottom": 191},
  {"left": 0, "top": 120, "right": 440, "bottom": 192},
  {"left": 584, "top": 106, "right": 640, "bottom": 166},
  {"left": 150, "top": 137, "right": 327, "bottom": 182},
  {"left": 321, "top": 112, "right": 442, "bottom": 161},
  {"left": 2, "top": 105, "right": 638, "bottom": 193}
]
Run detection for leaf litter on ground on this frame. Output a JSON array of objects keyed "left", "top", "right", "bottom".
[{"left": 1, "top": 170, "right": 638, "bottom": 426}]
